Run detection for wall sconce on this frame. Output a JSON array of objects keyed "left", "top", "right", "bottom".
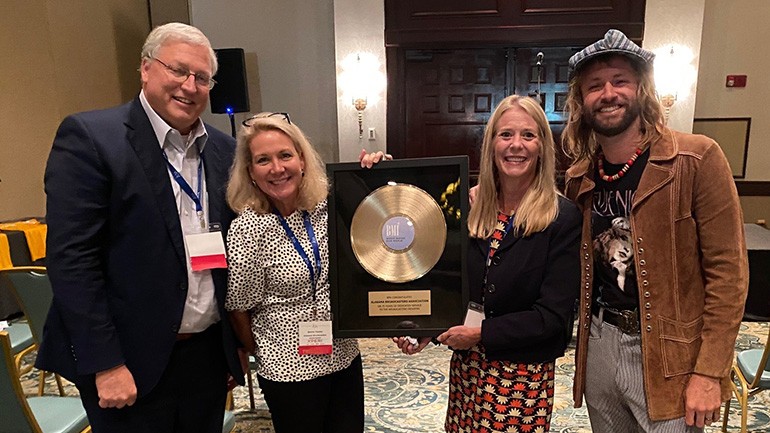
[
  {"left": 654, "top": 45, "right": 696, "bottom": 124},
  {"left": 353, "top": 94, "right": 367, "bottom": 139},
  {"left": 659, "top": 92, "right": 677, "bottom": 123},
  {"left": 339, "top": 52, "right": 386, "bottom": 139}
]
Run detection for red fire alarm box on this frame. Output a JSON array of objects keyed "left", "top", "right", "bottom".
[{"left": 726, "top": 75, "right": 747, "bottom": 87}]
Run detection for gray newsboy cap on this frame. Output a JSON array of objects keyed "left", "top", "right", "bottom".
[{"left": 568, "top": 29, "right": 655, "bottom": 78}]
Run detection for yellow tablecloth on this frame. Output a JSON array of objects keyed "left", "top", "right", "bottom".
[
  {"left": 0, "top": 233, "right": 12, "bottom": 269},
  {"left": 0, "top": 219, "right": 47, "bottom": 264}
]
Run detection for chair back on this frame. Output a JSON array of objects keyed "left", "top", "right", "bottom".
[
  {"left": 0, "top": 331, "right": 40, "bottom": 433},
  {"left": 759, "top": 325, "right": 770, "bottom": 377},
  {"left": 743, "top": 324, "right": 770, "bottom": 389},
  {"left": 2, "top": 267, "right": 51, "bottom": 343}
]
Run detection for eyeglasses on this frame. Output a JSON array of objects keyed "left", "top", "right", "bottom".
[
  {"left": 242, "top": 112, "right": 292, "bottom": 127},
  {"left": 151, "top": 57, "right": 216, "bottom": 89}
]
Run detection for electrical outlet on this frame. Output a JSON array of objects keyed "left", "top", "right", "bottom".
[{"left": 368, "top": 128, "right": 376, "bottom": 140}]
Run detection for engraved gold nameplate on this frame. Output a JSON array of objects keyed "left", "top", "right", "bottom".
[{"left": 368, "top": 290, "right": 431, "bottom": 317}]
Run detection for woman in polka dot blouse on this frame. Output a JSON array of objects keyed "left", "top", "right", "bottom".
[{"left": 224, "top": 112, "right": 367, "bottom": 433}]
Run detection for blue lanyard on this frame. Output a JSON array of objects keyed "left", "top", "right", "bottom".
[
  {"left": 162, "top": 152, "right": 205, "bottom": 228},
  {"left": 275, "top": 210, "right": 322, "bottom": 302}
]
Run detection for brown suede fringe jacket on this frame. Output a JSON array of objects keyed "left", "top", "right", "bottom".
[{"left": 564, "top": 128, "right": 749, "bottom": 421}]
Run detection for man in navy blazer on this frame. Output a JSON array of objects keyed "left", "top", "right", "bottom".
[{"left": 37, "top": 22, "right": 243, "bottom": 433}]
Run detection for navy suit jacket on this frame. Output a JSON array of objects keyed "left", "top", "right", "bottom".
[
  {"left": 470, "top": 196, "right": 581, "bottom": 363},
  {"left": 36, "top": 97, "right": 243, "bottom": 396}
]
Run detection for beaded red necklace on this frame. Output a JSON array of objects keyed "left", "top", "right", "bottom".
[{"left": 597, "top": 146, "right": 645, "bottom": 182}]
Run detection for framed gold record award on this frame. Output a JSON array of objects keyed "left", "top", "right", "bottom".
[{"left": 327, "top": 156, "right": 469, "bottom": 338}]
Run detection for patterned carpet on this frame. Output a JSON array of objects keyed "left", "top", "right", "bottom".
[{"left": 18, "top": 321, "right": 770, "bottom": 432}]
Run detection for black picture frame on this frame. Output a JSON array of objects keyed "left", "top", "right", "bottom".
[
  {"left": 327, "top": 156, "right": 470, "bottom": 338},
  {"left": 692, "top": 117, "right": 751, "bottom": 179}
]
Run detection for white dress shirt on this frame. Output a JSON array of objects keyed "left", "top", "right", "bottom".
[{"left": 139, "top": 91, "right": 220, "bottom": 333}]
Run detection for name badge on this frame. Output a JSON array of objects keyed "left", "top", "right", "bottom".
[
  {"left": 185, "top": 230, "right": 227, "bottom": 271},
  {"left": 298, "top": 320, "right": 333, "bottom": 355},
  {"left": 463, "top": 301, "right": 485, "bottom": 328}
]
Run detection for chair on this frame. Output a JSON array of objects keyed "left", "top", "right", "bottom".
[
  {"left": 246, "top": 354, "right": 258, "bottom": 410},
  {"left": 223, "top": 391, "right": 236, "bottom": 433},
  {"left": 0, "top": 331, "right": 91, "bottom": 433},
  {"left": 2, "top": 266, "right": 65, "bottom": 396},
  {"left": 2, "top": 267, "right": 237, "bottom": 431},
  {"left": 222, "top": 410, "right": 236, "bottom": 433},
  {"left": 722, "top": 324, "right": 770, "bottom": 433},
  {"left": 3, "top": 317, "right": 34, "bottom": 373}
]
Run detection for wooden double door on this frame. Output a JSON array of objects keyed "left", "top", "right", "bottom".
[{"left": 390, "top": 47, "right": 577, "bottom": 178}]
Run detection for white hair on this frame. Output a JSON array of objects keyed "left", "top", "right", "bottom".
[{"left": 140, "top": 22, "right": 218, "bottom": 75}]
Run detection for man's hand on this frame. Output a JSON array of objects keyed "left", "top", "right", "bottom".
[
  {"left": 359, "top": 149, "right": 392, "bottom": 168},
  {"left": 95, "top": 364, "right": 137, "bottom": 409},
  {"left": 436, "top": 325, "right": 481, "bottom": 350},
  {"left": 684, "top": 373, "right": 722, "bottom": 427}
]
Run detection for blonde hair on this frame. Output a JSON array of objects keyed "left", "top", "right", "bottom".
[
  {"left": 561, "top": 54, "right": 667, "bottom": 166},
  {"left": 468, "top": 95, "right": 559, "bottom": 239},
  {"left": 226, "top": 114, "right": 328, "bottom": 214}
]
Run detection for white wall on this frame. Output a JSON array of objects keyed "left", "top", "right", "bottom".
[
  {"left": 0, "top": 0, "right": 148, "bottom": 221},
  {"left": 695, "top": 0, "right": 770, "bottom": 181},
  {"left": 190, "top": 0, "right": 340, "bottom": 163},
  {"left": 333, "top": 0, "right": 387, "bottom": 162},
  {"left": 643, "top": 0, "right": 705, "bottom": 134}
]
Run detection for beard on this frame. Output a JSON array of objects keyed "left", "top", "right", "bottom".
[{"left": 584, "top": 101, "right": 641, "bottom": 137}]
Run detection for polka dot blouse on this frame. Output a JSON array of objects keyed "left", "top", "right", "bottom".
[{"left": 225, "top": 200, "right": 359, "bottom": 382}]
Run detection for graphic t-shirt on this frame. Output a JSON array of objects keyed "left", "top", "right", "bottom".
[{"left": 591, "top": 149, "right": 650, "bottom": 311}]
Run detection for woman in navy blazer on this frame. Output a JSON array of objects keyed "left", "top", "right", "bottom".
[{"left": 397, "top": 95, "right": 581, "bottom": 432}]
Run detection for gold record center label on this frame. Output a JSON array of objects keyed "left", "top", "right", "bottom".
[{"left": 350, "top": 183, "right": 447, "bottom": 283}]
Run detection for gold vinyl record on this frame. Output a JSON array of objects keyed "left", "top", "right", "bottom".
[{"left": 350, "top": 183, "right": 447, "bottom": 283}]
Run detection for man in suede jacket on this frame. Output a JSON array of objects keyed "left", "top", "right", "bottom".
[{"left": 561, "top": 29, "right": 748, "bottom": 433}]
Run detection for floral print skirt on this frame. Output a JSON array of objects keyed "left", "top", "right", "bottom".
[{"left": 445, "top": 344, "right": 555, "bottom": 433}]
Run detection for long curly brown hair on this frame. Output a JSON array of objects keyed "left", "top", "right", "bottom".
[{"left": 561, "top": 54, "right": 666, "bottom": 166}]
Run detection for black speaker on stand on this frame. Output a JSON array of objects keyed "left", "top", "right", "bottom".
[{"left": 210, "top": 48, "right": 250, "bottom": 138}]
